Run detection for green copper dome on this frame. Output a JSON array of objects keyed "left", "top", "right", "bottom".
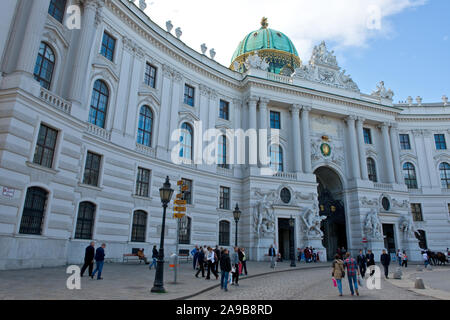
[{"left": 231, "top": 18, "right": 301, "bottom": 75}]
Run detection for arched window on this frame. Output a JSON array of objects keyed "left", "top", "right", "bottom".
[
  {"left": 219, "top": 220, "right": 230, "bottom": 246},
  {"left": 439, "top": 162, "right": 450, "bottom": 189},
  {"left": 48, "top": 0, "right": 67, "bottom": 23},
  {"left": 89, "top": 80, "right": 109, "bottom": 128},
  {"left": 403, "top": 162, "right": 418, "bottom": 189},
  {"left": 179, "top": 216, "right": 191, "bottom": 245},
  {"left": 367, "top": 158, "right": 378, "bottom": 182},
  {"left": 137, "top": 106, "right": 153, "bottom": 147},
  {"left": 19, "top": 187, "right": 48, "bottom": 235},
  {"left": 33, "top": 42, "right": 55, "bottom": 90},
  {"left": 270, "top": 145, "right": 283, "bottom": 172},
  {"left": 75, "top": 202, "right": 96, "bottom": 240},
  {"left": 131, "top": 210, "right": 147, "bottom": 243},
  {"left": 179, "top": 123, "right": 193, "bottom": 161},
  {"left": 217, "top": 135, "right": 228, "bottom": 168}
]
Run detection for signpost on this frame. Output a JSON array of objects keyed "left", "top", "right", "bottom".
[{"left": 173, "top": 180, "right": 188, "bottom": 283}]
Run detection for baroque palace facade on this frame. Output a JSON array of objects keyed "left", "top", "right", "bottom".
[{"left": 0, "top": 0, "right": 449, "bottom": 269}]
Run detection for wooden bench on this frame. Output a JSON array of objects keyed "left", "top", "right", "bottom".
[{"left": 123, "top": 248, "right": 145, "bottom": 264}]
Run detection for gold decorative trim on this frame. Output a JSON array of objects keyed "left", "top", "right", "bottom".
[{"left": 230, "top": 48, "right": 301, "bottom": 70}]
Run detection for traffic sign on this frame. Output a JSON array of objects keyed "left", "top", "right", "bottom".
[
  {"left": 174, "top": 199, "right": 187, "bottom": 205},
  {"left": 174, "top": 206, "right": 186, "bottom": 212},
  {"left": 174, "top": 213, "right": 185, "bottom": 219},
  {"left": 176, "top": 193, "right": 183, "bottom": 199},
  {"left": 177, "top": 180, "right": 184, "bottom": 186},
  {"left": 181, "top": 185, "right": 189, "bottom": 191}
]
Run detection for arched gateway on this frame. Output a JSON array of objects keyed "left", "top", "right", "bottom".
[{"left": 314, "top": 167, "right": 348, "bottom": 261}]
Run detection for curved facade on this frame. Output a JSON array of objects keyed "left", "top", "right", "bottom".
[{"left": 0, "top": 0, "right": 449, "bottom": 269}]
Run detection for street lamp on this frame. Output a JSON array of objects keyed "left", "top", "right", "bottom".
[
  {"left": 233, "top": 203, "right": 241, "bottom": 247},
  {"left": 151, "top": 176, "right": 174, "bottom": 293},
  {"left": 289, "top": 215, "right": 296, "bottom": 267}
]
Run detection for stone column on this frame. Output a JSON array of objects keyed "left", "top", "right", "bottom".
[
  {"left": 291, "top": 104, "right": 302, "bottom": 173},
  {"left": 15, "top": 0, "right": 51, "bottom": 75},
  {"left": 247, "top": 96, "right": 258, "bottom": 167},
  {"left": 68, "top": 0, "right": 99, "bottom": 105},
  {"left": 379, "top": 122, "right": 395, "bottom": 184},
  {"left": 301, "top": 106, "right": 312, "bottom": 173},
  {"left": 345, "top": 115, "right": 360, "bottom": 180},
  {"left": 356, "top": 117, "right": 369, "bottom": 180},
  {"left": 389, "top": 123, "right": 403, "bottom": 184},
  {"left": 259, "top": 98, "right": 269, "bottom": 130}
]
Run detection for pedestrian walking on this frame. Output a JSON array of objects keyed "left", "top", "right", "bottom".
[
  {"left": 401, "top": 250, "right": 408, "bottom": 268},
  {"left": 191, "top": 245, "right": 199, "bottom": 270},
  {"left": 231, "top": 246, "right": 240, "bottom": 286},
  {"left": 380, "top": 249, "right": 391, "bottom": 279},
  {"left": 214, "top": 245, "right": 221, "bottom": 274},
  {"left": 268, "top": 245, "right": 276, "bottom": 268},
  {"left": 80, "top": 241, "right": 95, "bottom": 277},
  {"left": 397, "top": 249, "right": 403, "bottom": 266},
  {"left": 366, "top": 249, "right": 375, "bottom": 276},
  {"left": 220, "top": 249, "right": 232, "bottom": 292},
  {"left": 240, "top": 247, "right": 248, "bottom": 275},
  {"left": 149, "top": 245, "right": 158, "bottom": 269},
  {"left": 195, "top": 248, "right": 206, "bottom": 278},
  {"left": 205, "top": 247, "right": 219, "bottom": 280},
  {"left": 422, "top": 251, "right": 429, "bottom": 267},
  {"left": 91, "top": 243, "right": 106, "bottom": 280},
  {"left": 356, "top": 249, "right": 367, "bottom": 278},
  {"left": 331, "top": 254, "right": 345, "bottom": 296},
  {"left": 344, "top": 252, "right": 360, "bottom": 296}
]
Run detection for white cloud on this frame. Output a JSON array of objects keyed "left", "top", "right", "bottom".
[{"left": 144, "top": 0, "right": 427, "bottom": 66}]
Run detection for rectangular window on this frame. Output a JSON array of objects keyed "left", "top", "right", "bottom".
[
  {"left": 48, "top": 0, "right": 67, "bottom": 23},
  {"left": 363, "top": 128, "right": 372, "bottom": 144},
  {"left": 270, "top": 111, "right": 281, "bottom": 129},
  {"left": 178, "top": 217, "right": 191, "bottom": 245},
  {"left": 219, "top": 100, "right": 229, "bottom": 120},
  {"left": 135, "top": 167, "right": 151, "bottom": 197},
  {"left": 399, "top": 134, "right": 411, "bottom": 150},
  {"left": 219, "top": 186, "right": 230, "bottom": 210},
  {"left": 33, "top": 124, "right": 58, "bottom": 168},
  {"left": 144, "top": 63, "right": 157, "bottom": 88},
  {"left": 100, "top": 32, "right": 116, "bottom": 61},
  {"left": 181, "top": 178, "right": 192, "bottom": 204},
  {"left": 434, "top": 134, "right": 447, "bottom": 150},
  {"left": 184, "top": 84, "right": 195, "bottom": 106},
  {"left": 83, "top": 152, "right": 101, "bottom": 187},
  {"left": 411, "top": 203, "right": 423, "bottom": 222}
]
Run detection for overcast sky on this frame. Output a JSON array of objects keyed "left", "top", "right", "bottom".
[{"left": 144, "top": 0, "right": 449, "bottom": 103}]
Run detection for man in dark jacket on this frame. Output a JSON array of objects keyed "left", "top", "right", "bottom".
[
  {"left": 214, "top": 245, "right": 221, "bottom": 273},
  {"left": 356, "top": 250, "right": 367, "bottom": 278},
  {"left": 219, "top": 249, "right": 232, "bottom": 291},
  {"left": 366, "top": 249, "right": 376, "bottom": 276},
  {"left": 195, "top": 249, "right": 206, "bottom": 278},
  {"left": 268, "top": 245, "right": 276, "bottom": 268},
  {"left": 80, "top": 241, "right": 95, "bottom": 277},
  {"left": 380, "top": 249, "right": 391, "bottom": 279},
  {"left": 91, "top": 243, "right": 106, "bottom": 280},
  {"left": 149, "top": 245, "right": 158, "bottom": 270}
]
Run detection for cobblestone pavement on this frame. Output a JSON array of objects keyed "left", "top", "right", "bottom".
[{"left": 190, "top": 266, "right": 440, "bottom": 300}]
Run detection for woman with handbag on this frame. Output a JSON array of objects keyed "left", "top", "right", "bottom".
[{"left": 331, "top": 254, "right": 345, "bottom": 296}]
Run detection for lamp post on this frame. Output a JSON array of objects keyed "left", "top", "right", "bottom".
[
  {"left": 233, "top": 203, "right": 241, "bottom": 247},
  {"left": 289, "top": 215, "right": 296, "bottom": 267},
  {"left": 151, "top": 176, "right": 174, "bottom": 293}
]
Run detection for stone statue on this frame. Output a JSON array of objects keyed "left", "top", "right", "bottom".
[
  {"left": 253, "top": 190, "right": 276, "bottom": 237},
  {"left": 209, "top": 48, "right": 216, "bottom": 60},
  {"left": 301, "top": 205, "right": 327, "bottom": 238},
  {"left": 200, "top": 43, "right": 207, "bottom": 54},
  {"left": 244, "top": 52, "right": 269, "bottom": 72},
  {"left": 371, "top": 81, "right": 394, "bottom": 100},
  {"left": 399, "top": 215, "right": 417, "bottom": 238},
  {"left": 139, "top": 0, "right": 147, "bottom": 10},
  {"left": 165, "top": 20, "right": 173, "bottom": 33},
  {"left": 175, "top": 27, "right": 182, "bottom": 39},
  {"left": 364, "top": 209, "right": 383, "bottom": 239}
]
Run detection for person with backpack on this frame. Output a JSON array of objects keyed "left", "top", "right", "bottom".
[
  {"left": 331, "top": 254, "right": 345, "bottom": 296},
  {"left": 344, "top": 252, "right": 360, "bottom": 296}
]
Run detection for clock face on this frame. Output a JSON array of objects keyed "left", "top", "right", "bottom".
[{"left": 320, "top": 143, "right": 331, "bottom": 157}]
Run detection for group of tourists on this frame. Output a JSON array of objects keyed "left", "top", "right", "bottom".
[
  {"left": 191, "top": 245, "right": 248, "bottom": 291},
  {"left": 297, "top": 247, "right": 320, "bottom": 263}
]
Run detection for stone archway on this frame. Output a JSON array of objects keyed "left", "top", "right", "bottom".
[{"left": 314, "top": 166, "right": 348, "bottom": 261}]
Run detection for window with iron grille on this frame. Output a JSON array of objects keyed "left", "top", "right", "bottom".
[
  {"left": 19, "top": 187, "right": 48, "bottom": 235},
  {"left": 75, "top": 202, "right": 96, "bottom": 239},
  {"left": 83, "top": 152, "right": 101, "bottom": 187},
  {"left": 434, "top": 134, "right": 447, "bottom": 150},
  {"left": 403, "top": 162, "right": 418, "bottom": 189},
  {"left": 178, "top": 216, "right": 191, "bottom": 244},
  {"left": 439, "top": 162, "right": 450, "bottom": 189},
  {"left": 131, "top": 210, "right": 147, "bottom": 242},
  {"left": 399, "top": 134, "right": 411, "bottom": 150},
  {"left": 219, "top": 186, "right": 230, "bottom": 210},
  {"left": 184, "top": 84, "right": 195, "bottom": 106},
  {"left": 367, "top": 158, "right": 378, "bottom": 182},
  {"left": 219, "top": 220, "right": 230, "bottom": 246},
  {"left": 89, "top": 80, "right": 109, "bottom": 128},
  {"left": 48, "top": 0, "right": 67, "bottom": 23},
  {"left": 33, "top": 124, "right": 58, "bottom": 168},
  {"left": 136, "top": 167, "right": 150, "bottom": 197},
  {"left": 100, "top": 32, "right": 116, "bottom": 61},
  {"left": 219, "top": 100, "right": 229, "bottom": 120},
  {"left": 363, "top": 128, "right": 372, "bottom": 144},
  {"left": 270, "top": 111, "right": 281, "bottom": 129},
  {"left": 33, "top": 42, "right": 55, "bottom": 90},
  {"left": 181, "top": 179, "right": 192, "bottom": 204},
  {"left": 411, "top": 203, "right": 423, "bottom": 222},
  {"left": 144, "top": 63, "right": 157, "bottom": 88},
  {"left": 137, "top": 106, "right": 153, "bottom": 147}
]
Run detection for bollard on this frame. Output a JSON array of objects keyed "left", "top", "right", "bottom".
[
  {"left": 393, "top": 267, "right": 402, "bottom": 279},
  {"left": 414, "top": 278, "right": 425, "bottom": 289}
]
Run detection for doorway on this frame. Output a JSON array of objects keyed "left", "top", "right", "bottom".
[
  {"left": 278, "top": 218, "right": 292, "bottom": 260},
  {"left": 382, "top": 224, "right": 396, "bottom": 253}
]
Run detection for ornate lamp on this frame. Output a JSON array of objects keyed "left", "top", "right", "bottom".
[{"left": 233, "top": 203, "right": 241, "bottom": 247}]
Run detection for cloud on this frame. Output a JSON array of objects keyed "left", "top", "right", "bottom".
[{"left": 144, "top": 0, "right": 427, "bottom": 66}]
